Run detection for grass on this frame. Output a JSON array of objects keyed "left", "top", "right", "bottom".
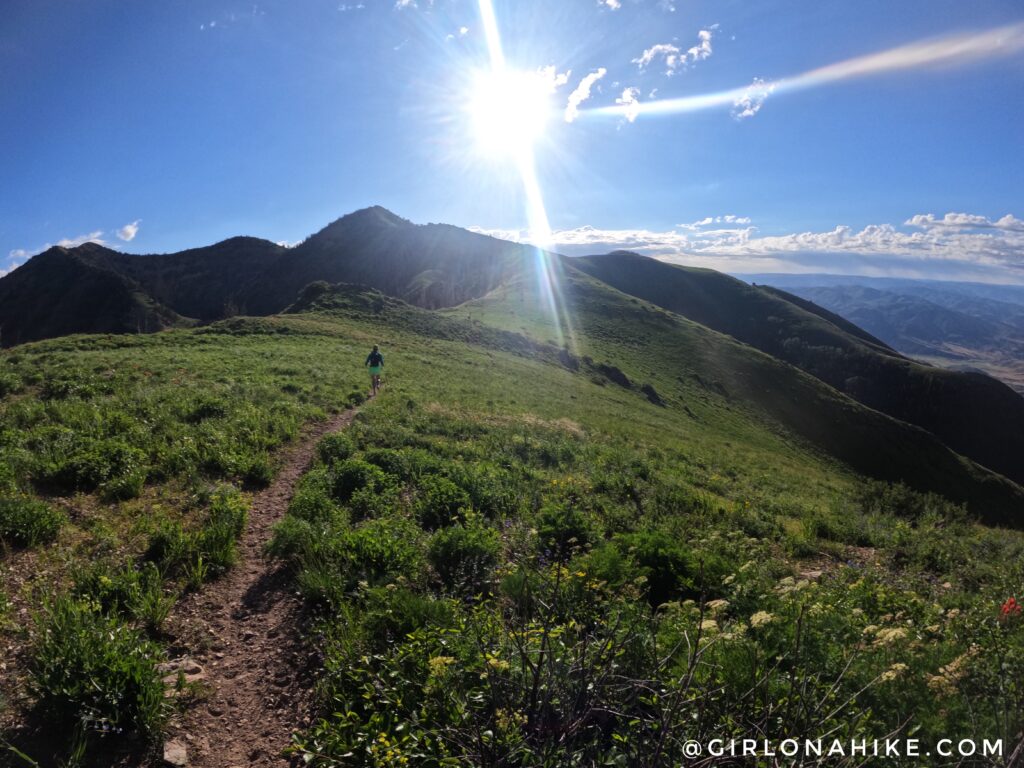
[
  {"left": 2, "top": 285, "right": 1024, "bottom": 764},
  {"left": 271, "top": 398, "right": 1024, "bottom": 766}
]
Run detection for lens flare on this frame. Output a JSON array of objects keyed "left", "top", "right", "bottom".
[
  {"left": 473, "top": 0, "right": 576, "bottom": 352},
  {"left": 586, "top": 22, "right": 1024, "bottom": 122}
]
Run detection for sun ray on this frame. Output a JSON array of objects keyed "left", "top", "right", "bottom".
[
  {"left": 585, "top": 21, "right": 1024, "bottom": 122},
  {"left": 474, "top": 0, "right": 577, "bottom": 354}
]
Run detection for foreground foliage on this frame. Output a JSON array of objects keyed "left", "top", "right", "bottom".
[{"left": 272, "top": 400, "right": 1024, "bottom": 767}]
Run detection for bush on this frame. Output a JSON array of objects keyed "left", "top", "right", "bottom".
[
  {"left": 31, "top": 433, "right": 147, "bottom": 493},
  {"left": 29, "top": 595, "right": 167, "bottom": 741},
  {"left": 331, "top": 458, "right": 393, "bottom": 504},
  {"left": 0, "top": 495, "right": 64, "bottom": 547},
  {"left": 288, "top": 469, "right": 341, "bottom": 523},
  {"left": 341, "top": 517, "right": 423, "bottom": 588},
  {"left": 72, "top": 561, "right": 175, "bottom": 633},
  {"left": 362, "top": 587, "right": 456, "bottom": 649},
  {"left": 100, "top": 467, "right": 146, "bottom": 502},
  {"left": 318, "top": 432, "right": 355, "bottom": 466},
  {"left": 616, "top": 531, "right": 698, "bottom": 606},
  {"left": 266, "top": 516, "right": 320, "bottom": 566},
  {"left": 0, "top": 370, "right": 21, "bottom": 397},
  {"left": 536, "top": 502, "right": 594, "bottom": 557},
  {"left": 145, "top": 486, "right": 248, "bottom": 586},
  {"left": 242, "top": 453, "right": 273, "bottom": 489},
  {"left": 415, "top": 475, "right": 470, "bottom": 530},
  {"left": 428, "top": 523, "right": 500, "bottom": 591}
]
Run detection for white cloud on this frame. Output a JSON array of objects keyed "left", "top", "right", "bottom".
[
  {"left": 55, "top": 231, "right": 106, "bottom": 249},
  {"left": 472, "top": 210, "right": 1024, "bottom": 281},
  {"left": 905, "top": 212, "right": 1024, "bottom": 232},
  {"left": 634, "top": 26, "right": 717, "bottom": 75},
  {"left": 687, "top": 28, "right": 714, "bottom": 62},
  {"left": 616, "top": 87, "right": 641, "bottom": 122},
  {"left": 565, "top": 68, "right": 607, "bottom": 123},
  {"left": 600, "top": 0, "right": 621, "bottom": 9},
  {"left": 679, "top": 215, "right": 751, "bottom": 230},
  {"left": 633, "top": 43, "right": 681, "bottom": 73},
  {"left": 4, "top": 231, "right": 108, "bottom": 275},
  {"left": 116, "top": 219, "right": 141, "bottom": 242},
  {"left": 338, "top": 2, "right": 366, "bottom": 10},
  {"left": 732, "top": 77, "right": 775, "bottom": 119}
]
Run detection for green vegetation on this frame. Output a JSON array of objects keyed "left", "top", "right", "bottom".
[
  {"left": 273, "top": 399, "right": 1024, "bottom": 766},
  {"left": 2, "top": 278, "right": 1024, "bottom": 765}
]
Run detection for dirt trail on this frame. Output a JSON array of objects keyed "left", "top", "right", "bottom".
[{"left": 162, "top": 402, "right": 366, "bottom": 767}]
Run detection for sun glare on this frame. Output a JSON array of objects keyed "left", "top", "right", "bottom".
[{"left": 468, "top": 68, "right": 553, "bottom": 157}]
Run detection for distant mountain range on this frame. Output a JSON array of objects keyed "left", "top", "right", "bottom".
[
  {"left": 4, "top": 207, "right": 1024, "bottom": 519},
  {"left": 742, "top": 273, "right": 1024, "bottom": 394},
  {"left": 0, "top": 206, "right": 529, "bottom": 347}
]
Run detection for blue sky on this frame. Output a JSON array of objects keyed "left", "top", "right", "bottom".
[{"left": 3, "top": 0, "right": 1023, "bottom": 281}]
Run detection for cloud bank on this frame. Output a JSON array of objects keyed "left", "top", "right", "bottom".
[{"left": 472, "top": 211, "right": 1024, "bottom": 283}]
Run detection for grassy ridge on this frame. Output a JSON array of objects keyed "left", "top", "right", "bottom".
[
  {"left": 273, "top": 385, "right": 1024, "bottom": 766},
  {"left": 3, "top": 293, "right": 1024, "bottom": 764}
]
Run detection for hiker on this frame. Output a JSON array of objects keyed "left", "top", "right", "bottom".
[{"left": 366, "top": 345, "right": 384, "bottom": 395}]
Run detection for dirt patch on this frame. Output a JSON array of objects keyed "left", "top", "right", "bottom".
[{"left": 159, "top": 402, "right": 367, "bottom": 767}]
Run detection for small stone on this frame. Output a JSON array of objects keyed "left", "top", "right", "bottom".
[{"left": 163, "top": 739, "right": 188, "bottom": 766}]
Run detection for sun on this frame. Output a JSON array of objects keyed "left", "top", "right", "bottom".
[{"left": 467, "top": 67, "right": 555, "bottom": 157}]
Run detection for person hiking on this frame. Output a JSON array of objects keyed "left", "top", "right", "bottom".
[{"left": 366, "top": 345, "right": 384, "bottom": 395}]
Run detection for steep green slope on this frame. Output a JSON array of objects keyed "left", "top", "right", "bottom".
[
  {"left": 5, "top": 290, "right": 1024, "bottom": 763},
  {"left": 82, "top": 237, "right": 287, "bottom": 320},
  {"left": 240, "top": 206, "right": 536, "bottom": 314},
  {"left": 0, "top": 246, "right": 190, "bottom": 347},
  {"left": 571, "top": 251, "right": 1024, "bottom": 488},
  {"left": 448, "top": 262, "right": 1024, "bottom": 524}
]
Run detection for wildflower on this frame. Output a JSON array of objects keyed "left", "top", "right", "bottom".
[
  {"left": 873, "top": 628, "right": 907, "bottom": 646},
  {"left": 700, "top": 618, "right": 719, "bottom": 634},
  {"left": 486, "top": 655, "right": 510, "bottom": 672},
  {"left": 750, "top": 611, "right": 774, "bottom": 628},
  {"left": 880, "top": 662, "right": 908, "bottom": 683},
  {"left": 706, "top": 599, "right": 729, "bottom": 616},
  {"left": 1001, "top": 597, "right": 1022, "bottom": 619},
  {"left": 428, "top": 656, "right": 456, "bottom": 676}
]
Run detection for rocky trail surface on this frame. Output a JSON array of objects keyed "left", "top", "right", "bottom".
[{"left": 160, "top": 401, "right": 368, "bottom": 767}]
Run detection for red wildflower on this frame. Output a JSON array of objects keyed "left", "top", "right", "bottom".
[{"left": 1000, "top": 597, "right": 1022, "bottom": 619}]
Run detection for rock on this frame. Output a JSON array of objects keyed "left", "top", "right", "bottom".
[{"left": 163, "top": 739, "right": 188, "bottom": 766}]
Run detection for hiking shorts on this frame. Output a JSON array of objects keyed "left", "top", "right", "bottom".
[{"left": 368, "top": 366, "right": 383, "bottom": 375}]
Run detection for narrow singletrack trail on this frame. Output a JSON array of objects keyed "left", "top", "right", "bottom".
[{"left": 162, "top": 399, "right": 369, "bottom": 767}]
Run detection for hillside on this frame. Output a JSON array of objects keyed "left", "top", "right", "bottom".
[
  {"left": 239, "top": 206, "right": 534, "bottom": 314},
  {"left": 4, "top": 284, "right": 1024, "bottom": 765},
  {"left": 570, "top": 251, "right": 1024, "bottom": 488},
  {"left": 0, "top": 245, "right": 190, "bottom": 346},
  {"left": 778, "top": 284, "right": 1024, "bottom": 394}
]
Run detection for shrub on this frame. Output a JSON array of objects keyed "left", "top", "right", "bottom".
[
  {"left": 32, "top": 433, "right": 147, "bottom": 493},
  {"left": 331, "top": 458, "right": 393, "bottom": 503},
  {"left": 615, "top": 531, "right": 704, "bottom": 606},
  {"left": 145, "top": 486, "right": 247, "bottom": 586},
  {"left": 288, "top": 470, "right": 340, "bottom": 523},
  {"left": 341, "top": 517, "right": 423, "bottom": 588},
  {"left": 0, "top": 370, "right": 21, "bottom": 397},
  {"left": 415, "top": 475, "right": 470, "bottom": 530},
  {"left": 428, "top": 523, "right": 500, "bottom": 591},
  {"left": 100, "top": 467, "right": 146, "bottom": 502},
  {"left": 266, "top": 516, "right": 320, "bottom": 566},
  {"left": 362, "top": 587, "right": 456, "bottom": 648},
  {"left": 317, "top": 432, "right": 355, "bottom": 466},
  {"left": 72, "top": 561, "right": 175, "bottom": 633},
  {"left": 536, "top": 502, "right": 594, "bottom": 557},
  {"left": 29, "top": 595, "right": 167, "bottom": 741},
  {"left": 241, "top": 453, "right": 273, "bottom": 489},
  {"left": 0, "top": 495, "right": 64, "bottom": 547},
  {"left": 362, "top": 448, "right": 411, "bottom": 480}
]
